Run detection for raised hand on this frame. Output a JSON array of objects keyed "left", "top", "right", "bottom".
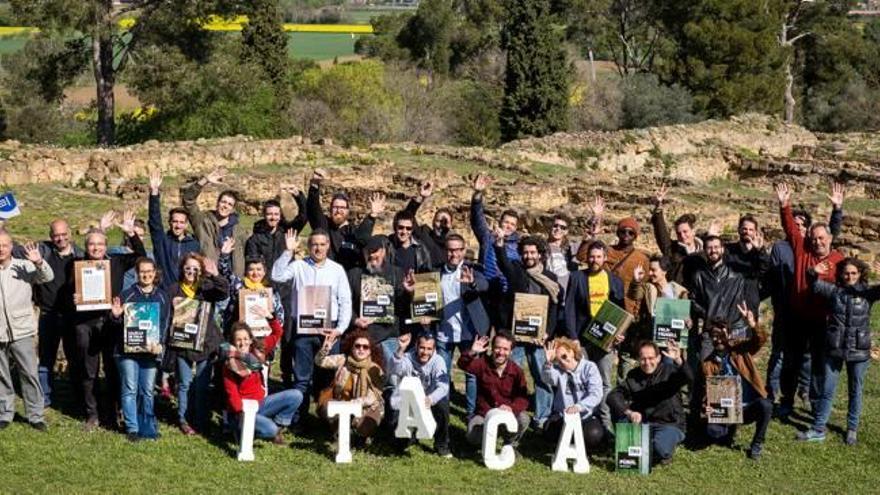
[
  {"left": 471, "top": 335, "right": 490, "bottom": 354},
  {"left": 459, "top": 265, "right": 475, "bottom": 285},
  {"left": 654, "top": 183, "right": 668, "bottom": 207},
  {"left": 419, "top": 181, "right": 433, "bottom": 199},
  {"left": 543, "top": 340, "right": 557, "bottom": 363},
  {"left": 23, "top": 241, "right": 43, "bottom": 266},
  {"left": 827, "top": 181, "right": 845, "bottom": 209},
  {"left": 775, "top": 182, "right": 791, "bottom": 206},
  {"left": 403, "top": 269, "right": 416, "bottom": 293},
  {"left": 590, "top": 194, "right": 606, "bottom": 220},
  {"left": 812, "top": 260, "right": 830, "bottom": 276},
  {"left": 285, "top": 228, "right": 299, "bottom": 253},
  {"left": 398, "top": 332, "right": 412, "bottom": 353},
  {"left": 872, "top": 260, "right": 880, "bottom": 277},
  {"left": 321, "top": 331, "right": 338, "bottom": 351},
  {"left": 149, "top": 168, "right": 162, "bottom": 194},
  {"left": 492, "top": 226, "right": 505, "bottom": 247},
  {"left": 707, "top": 219, "right": 722, "bottom": 237},
  {"left": 99, "top": 211, "right": 117, "bottom": 233},
  {"left": 205, "top": 169, "right": 226, "bottom": 186},
  {"left": 110, "top": 296, "right": 124, "bottom": 318},
  {"left": 118, "top": 210, "right": 136, "bottom": 236},
  {"left": 369, "top": 192, "right": 386, "bottom": 218},
  {"left": 202, "top": 257, "right": 219, "bottom": 277},
  {"left": 221, "top": 236, "right": 236, "bottom": 255},
  {"left": 472, "top": 173, "right": 492, "bottom": 192},
  {"left": 279, "top": 182, "right": 300, "bottom": 197},
  {"left": 311, "top": 168, "right": 328, "bottom": 185},
  {"left": 736, "top": 301, "right": 757, "bottom": 329},
  {"left": 662, "top": 339, "right": 683, "bottom": 365},
  {"left": 753, "top": 228, "right": 765, "bottom": 250},
  {"left": 633, "top": 264, "right": 645, "bottom": 283}
]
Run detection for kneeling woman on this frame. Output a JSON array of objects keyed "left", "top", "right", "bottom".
[
  {"left": 110, "top": 257, "right": 170, "bottom": 442},
  {"left": 540, "top": 337, "right": 606, "bottom": 449},
  {"left": 316, "top": 329, "right": 385, "bottom": 443},
  {"left": 222, "top": 308, "right": 303, "bottom": 445}
]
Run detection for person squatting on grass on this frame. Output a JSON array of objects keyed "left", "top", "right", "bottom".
[{"left": 5, "top": 169, "right": 874, "bottom": 467}]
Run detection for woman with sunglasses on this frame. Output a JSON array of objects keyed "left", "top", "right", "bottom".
[
  {"left": 546, "top": 215, "right": 577, "bottom": 292},
  {"left": 540, "top": 338, "right": 606, "bottom": 450},
  {"left": 315, "top": 329, "right": 385, "bottom": 446},
  {"left": 165, "top": 252, "right": 229, "bottom": 435}
]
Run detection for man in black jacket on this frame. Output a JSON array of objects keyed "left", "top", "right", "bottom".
[
  {"left": 305, "top": 169, "right": 383, "bottom": 271},
  {"left": 723, "top": 213, "right": 771, "bottom": 282},
  {"left": 399, "top": 181, "right": 452, "bottom": 266},
  {"left": 607, "top": 340, "right": 692, "bottom": 465},
  {"left": 387, "top": 210, "right": 433, "bottom": 274},
  {"left": 494, "top": 232, "right": 562, "bottom": 429},
  {"left": 73, "top": 212, "right": 146, "bottom": 431}
]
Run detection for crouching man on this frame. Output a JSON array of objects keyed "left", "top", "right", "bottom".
[{"left": 388, "top": 331, "right": 451, "bottom": 457}]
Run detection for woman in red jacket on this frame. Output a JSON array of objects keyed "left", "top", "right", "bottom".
[{"left": 222, "top": 306, "right": 303, "bottom": 445}]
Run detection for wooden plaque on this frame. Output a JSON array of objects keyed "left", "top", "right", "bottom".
[
  {"left": 239, "top": 288, "right": 273, "bottom": 337},
  {"left": 74, "top": 260, "right": 112, "bottom": 311}
]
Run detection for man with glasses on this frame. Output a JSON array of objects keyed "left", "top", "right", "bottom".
[
  {"left": 387, "top": 210, "right": 432, "bottom": 274},
  {"left": 305, "top": 169, "right": 384, "bottom": 271},
  {"left": 398, "top": 181, "right": 453, "bottom": 266}
]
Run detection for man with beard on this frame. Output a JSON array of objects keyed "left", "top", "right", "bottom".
[
  {"left": 565, "top": 240, "right": 625, "bottom": 434},
  {"left": 459, "top": 332, "right": 531, "bottom": 449},
  {"left": 180, "top": 169, "right": 248, "bottom": 276},
  {"left": 148, "top": 169, "right": 200, "bottom": 288},
  {"left": 29, "top": 219, "right": 84, "bottom": 407},
  {"left": 651, "top": 185, "right": 704, "bottom": 285},
  {"left": 347, "top": 236, "right": 411, "bottom": 361},
  {"left": 306, "top": 168, "right": 385, "bottom": 271},
  {"left": 723, "top": 214, "right": 771, "bottom": 282},
  {"left": 493, "top": 232, "right": 561, "bottom": 430},
  {"left": 774, "top": 183, "right": 844, "bottom": 420},
  {"left": 398, "top": 181, "right": 452, "bottom": 267},
  {"left": 387, "top": 210, "right": 432, "bottom": 274}
]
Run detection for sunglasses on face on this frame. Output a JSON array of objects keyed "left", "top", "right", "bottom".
[
  {"left": 183, "top": 266, "right": 201, "bottom": 273},
  {"left": 552, "top": 224, "right": 568, "bottom": 230},
  {"left": 396, "top": 225, "right": 413, "bottom": 231},
  {"left": 353, "top": 343, "right": 370, "bottom": 351}
]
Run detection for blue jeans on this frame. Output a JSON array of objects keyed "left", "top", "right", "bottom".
[
  {"left": 651, "top": 424, "right": 685, "bottom": 462},
  {"left": 813, "top": 357, "right": 870, "bottom": 432},
  {"left": 250, "top": 389, "right": 304, "bottom": 439},
  {"left": 436, "top": 340, "right": 476, "bottom": 417},
  {"left": 511, "top": 344, "right": 551, "bottom": 424},
  {"left": 176, "top": 357, "right": 211, "bottom": 429},
  {"left": 117, "top": 356, "right": 158, "bottom": 437},
  {"left": 292, "top": 335, "right": 340, "bottom": 415}
]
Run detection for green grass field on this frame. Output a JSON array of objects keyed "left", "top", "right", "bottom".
[{"left": 0, "top": 34, "right": 26, "bottom": 54}]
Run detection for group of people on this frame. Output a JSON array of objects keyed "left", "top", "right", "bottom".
[{"left": 0, "top": 167, "right": 874, "bottom": 468}]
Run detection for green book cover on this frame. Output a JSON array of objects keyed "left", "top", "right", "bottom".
[
  {"left": 583, "top": 300, "right": 634, "bottom": 352},
  {"left": 615, "top": 422, "right": 651, "bottom": 475},
  {"left": 653, "top": 298, "right": 691, "bottom": 349}
]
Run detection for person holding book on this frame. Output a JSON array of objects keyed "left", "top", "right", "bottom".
[
  {"left": 221, "top": 314, "right": 303, "bottom": 445},
  {"left": 218, "top": 238, "right": 284, "bottom": 336},
  {"left": 493, "top": 230, "right": 562, "bottom": 430},
  {"left": 73, "top": 211, "right": 146, "bottom": 432},
  {"left": 388, "top": 331, "right": 451, "bottom": 457},
  {"left": 539, "top": 338, "right": 605, "bottom": 449},
  {"left": 108, "top": 257, "right": 170, "bottom": 442},
  {"left": 607, "top": 340, "right": 692, "bottom": 466},
  {"left": 564, "top": 240, "right": 625, "bottom": 434},
  {"left": 0, "top": 234, "right": 54, "bottom": 432},
  {"left": 458, "top": 332, "right": 531, "bottom": 449},
  {"left": 315, "top": 329, "right": 386, "bottom": 445},
  {"left": 799, "top": 259, "right": 880, "bottom": 445},
  {"left": 271, "top": 228, "right": 353, "bottom": 418},
  {"left": 700, "top": 303, "right": 772, "bottom": 460},
  {"left": 305, "top": 168, "right": 384, "bottom": 271},
  {"left": 165, "top": 252, "right": 229, "bottom": 435},
  {"left": 397, "top": 180, "right": 453, "bottom": 266}
]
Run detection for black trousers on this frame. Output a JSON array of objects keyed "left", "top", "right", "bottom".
[
  {"left": 780, "top": 317, "right": 824, "bottom": 410},
  {"left": 392, "top": 398, "right": 450, "bottom": 449},
  {"left": 542, "top": 414, "right": 605, "bottom": 451},
  {"left": 72, "top": 316, "right": 119, "bottom": 422},
  {"left": 707, "top": 398, "right": 772, "bottom": 446}
]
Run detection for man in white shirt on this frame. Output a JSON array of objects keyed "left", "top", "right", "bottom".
[{"left": 272, "top": 228, "right": 352, "bottom": 417}]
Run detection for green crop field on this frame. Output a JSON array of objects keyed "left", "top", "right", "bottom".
[
  {"left": 0, "top": 34, "right": 27, "bottom": 54},
  {"left": 346, "top": 8, "right": 410, "bottom": 24}
]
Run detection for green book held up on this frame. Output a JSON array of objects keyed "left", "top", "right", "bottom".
[
  {"left": 615, "top": 422, "right": 651, "bottom": 475},
  {"left": 583, "top": 300, "right": 634, "bottom": 352},
  {"left": 653, "top": 298, "right": 691, "bottom": 349}
]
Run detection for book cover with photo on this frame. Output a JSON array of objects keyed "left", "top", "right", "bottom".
[
  {"left": 239, "top": 288, "right": 273, "bottom": 337},
  {"left": 297, "top": 285, "right": 331, "bottom": 334},
  {"left": 360, "top": 275, "right": 395, "bottom": 325},
  {"left": 653, "top": 299, "right": 690, "bottom": 348},
  {"left": 169, "top": 298, "right": 211, "bottom": 352},
  {"left": 123, "top": 302, "right": 162, "bottom": 354},
  {"left": 615, "top": 422, "right": 651, "bottom": 475},
  {"left": 706, "top": 375, "right": 743, "bottom": 424},
  {"left": 512, "top": 292, "right": 549, "bottom": 344},
  {"left": 410, "top": 272, "right": 443, "bottom": 322},
  {"left": 583, "top": 300, "right": 634, "bottom": 352}
]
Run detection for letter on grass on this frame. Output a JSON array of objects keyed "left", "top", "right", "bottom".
[
  {"left": 237, "top": 399, "right": 259, "bottom": 462},
  {"left": 395, "top": 376, "right": 437, "bottom": 439},
  {"left": 328, "top": 401, "right": 363, "bottom": 463},
  {"left": 483, "top": 408, "right": 517, "bottom": 470},
  {"left": 551, "top": 413, "right": 590, "bottom": 474}
]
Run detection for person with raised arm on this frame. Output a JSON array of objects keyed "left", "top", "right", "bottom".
[{"left": 148, "top": 169, "right": 200, "bottom": 288}]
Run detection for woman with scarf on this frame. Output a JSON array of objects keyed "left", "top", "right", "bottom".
[
  {"left": 315, "top": 329, "right": 385, "bottom": 444},
  {"left": 218, "top": 237, "right": 284, "bottom": 335},
  {"left": 221, "top": 308, "right": 303, "bottom": 445},
  {"left": 493, "top": 231, "right": 563, "bottom": 430},
  {"left": 165, "top": 252, "right": 229, "bottom": 435},
  {"left": 109, "top": 257, "right": 170, "bottom": 442}
]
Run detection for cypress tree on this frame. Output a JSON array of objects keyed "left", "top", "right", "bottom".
[
  {"left": 499, "top": 0, "right": 570, "bottom": 142},
  {"left": 241, "top": 0, "right": 290, "bottom": 92}
]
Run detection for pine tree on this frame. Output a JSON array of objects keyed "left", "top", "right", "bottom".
[
  {"left": 241, "top": 0, "right": 290, "bottom": 93},
  {"left": 499, "top": 0, "right": 570, "bottom": 142}
]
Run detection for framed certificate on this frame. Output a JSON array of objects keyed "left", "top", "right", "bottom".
[
  {"left": 74, "top": 260, "right": 112, "bottom": 311},
  {"left": 512, "top": 293, "right": 549, "bottom": 344},
  {"left": 297, "top": 285, "right": 331, "bottom": 335},
  {"left": 239, "top": 288, "right": 273, "bottom": 337}
]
